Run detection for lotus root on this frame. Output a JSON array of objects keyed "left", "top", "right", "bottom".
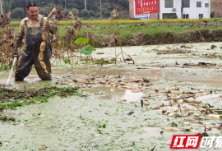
[
  {"left": 38, "top": 52, "right": 44, "bottom": 61},
  {"left": 43, "top": 20, "right": 48, "bottom": 31},
  {"left": 40, "top": 61, "right": 46, "bottom": 70},
  {"left": 40, "top": 41, "right": 46, "bottom": 52},
  {"left": 42, "top": 33, "right": 48, "bottom": 41},
  {"left": 38, "top": 7, "right": 57, "bottom": 74},
  {"left": 44, "top": 69, "right": 49, "bottom": 74}
]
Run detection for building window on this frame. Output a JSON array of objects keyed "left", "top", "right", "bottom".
[
  {"left": 197, "top": 2, "right": 201, "bottom": 7},
  {"left": 205, "top": 3, "right": 209, "bottom": 7},
  {"left": 163, "top": 13, "right": 177, "bottom": 19},
  {"left": 182, "top": 0, "right": 190, "bottom": 8},
  {"left": 199, "top": 14, "right": 203, "bottom": 18},
  {"left": 183, "top": 14, "right": 189, "bottom": 19},
  {"left": 165, "top": 0, "right": 173, "bottom": 8}
]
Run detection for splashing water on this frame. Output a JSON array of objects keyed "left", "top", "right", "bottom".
[{"left": 6, "top": 57, "right": 17, "bottom": 85}]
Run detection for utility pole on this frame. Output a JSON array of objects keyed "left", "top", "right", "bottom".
[
  {"left": 85, "top": 0, "right": 87, "bottom": 10},
  {"left": 0, "top": 0, "right": 3, "bottom": 15},
  {"left": 100, "top": 0, "right": 102, "bottom": 19},
  {"left": 157, "top": 0, "right": 159, "bottom": 20},
  {"left": 64, "top": 0, "right": 66, "bottom": 9},
  {"left": 208, "top": 0, "right": 210, "bottom": 20},
  {"left": 218, "top": 0, "right": 219, "bottom": 17}
]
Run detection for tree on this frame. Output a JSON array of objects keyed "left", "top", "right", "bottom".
[
  {"left": 95, "top": 12, "right": 101, "bottom": 18},
  {"left": 2, "top": 0, "right": 130, "bottom": 20},
  {"left": 118, "top": 0, "right": 129, "bottom": 10},
  {"left": 103, "top": 9, "right": 111, "bottom": 18},
  {"left": 71, "top": 8, "right": 79, "bottom": 16},
  {"left": 3, "top": 1, "right": 12, "bottom": 12},
  {"left": 81, "top": 9, "right": 89, "bottom": 19},
  {"left": 39, "top": 7, "right": 50, "bottom": 16},
  {"left": 12, "top": 7, "right": 25, "bottom": 19},
  {"left": 88, "top": 10, "right": 95, "bottom": 17}
]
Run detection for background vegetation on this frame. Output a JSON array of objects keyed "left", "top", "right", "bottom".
[
  {"left": 3, "top": 0, "right": 129, "bottom": 20},
  {"left": 9, "top": 18, "right": 222, "bottom": 48}
]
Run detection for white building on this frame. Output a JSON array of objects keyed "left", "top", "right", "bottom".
[
  {"left": 129, "top": 0, "right": 211, "bottom": 19},
  {"left": 160, "top": 0, "right": 211, "bottom": 19}
]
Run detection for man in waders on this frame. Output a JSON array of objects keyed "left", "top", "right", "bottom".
[{"left": 12, "top": 2, "right": 57, "bottom": 81}]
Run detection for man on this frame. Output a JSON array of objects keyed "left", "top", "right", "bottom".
[{"left": 12, "top": 2, "right": 57, "bottom": 81}]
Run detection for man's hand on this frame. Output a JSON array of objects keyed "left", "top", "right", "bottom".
[{"left": 12, "top": 48, "right": 19, "bottom": 59}]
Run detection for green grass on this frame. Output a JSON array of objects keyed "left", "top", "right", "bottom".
[
  {"left": 10, "top": 20, "right": 221, "bottom": 37},
  {"left": 0, "top": 64, "right": 11, "bottom": 72}
]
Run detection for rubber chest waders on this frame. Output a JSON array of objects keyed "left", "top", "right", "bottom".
[{"left": 15, "top": 17, "right": 52, "bottom": 81}]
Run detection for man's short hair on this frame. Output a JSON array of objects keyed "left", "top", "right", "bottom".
[{"left": 26, "top": 2, "right": 38, "bottom": 9}]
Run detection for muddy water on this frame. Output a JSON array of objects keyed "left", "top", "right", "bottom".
[{"left": 1, "top": 42, "right": 222, "bottom": 150}]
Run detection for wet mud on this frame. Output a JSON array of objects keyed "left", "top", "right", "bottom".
[{"left": 1, "top": 42, "right": 222, "bottom": 150}]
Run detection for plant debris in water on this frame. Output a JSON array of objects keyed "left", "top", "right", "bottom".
[
  {"left": 0, "top": 86, "right": 81, "bottom": 112},
  {"left": 55, "top": 73, "right": 222, "bottom": 135},
  {"left": 0, "top": 114, "right": 15, "bottom": 121},
  {"left": 155, "top": 48, "right": 192, "bottom": 54}
]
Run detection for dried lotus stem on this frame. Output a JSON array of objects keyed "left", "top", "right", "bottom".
[
  {"left": 111, "top": 9, "right": 119, "bottom": 19},
  {"left": 47, "top": 7, "right": 57, "bottom": 20}
]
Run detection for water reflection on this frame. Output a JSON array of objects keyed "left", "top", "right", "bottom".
[{"left": 121, "top": 90, "right": 144, "bottom": 102}]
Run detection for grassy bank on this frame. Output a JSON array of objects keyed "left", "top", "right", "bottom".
[
  {"left": 57, "top": 20, "right": 222, "bottom": 47},
  {"left": 10, "top": 19, "right": 222, "bottom": 48}
]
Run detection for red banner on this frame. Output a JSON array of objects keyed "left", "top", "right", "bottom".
[{"left": 135, "top": 0, "right": 158, "bottom": 15}]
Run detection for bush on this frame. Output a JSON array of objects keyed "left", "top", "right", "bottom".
[
  {"left": 103, "top": 9, "right": 111, "bottom": 18},
  {"left": 88, "top": 10, "right": 95, "bottom": 17},
  {"left": 118, "top": 10, "right": 129, "bottom": 18},
  {"left": 71, "top": 8, "right": 79, "bottom": 16},
  {"left": 81, "top": 9, "right": 89, "bottom": 17},
  {"left": 95, "top": 12, "right": 101, "bottom": 18},
  {"left": 12, "top": 8, "right": 25, "bottom": 19},
  {"left": 80, "top": 9, "right": 89, "bottom": 19},
  {"left": 89, "top": 16, "right": 96, "bottom": 20}
]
